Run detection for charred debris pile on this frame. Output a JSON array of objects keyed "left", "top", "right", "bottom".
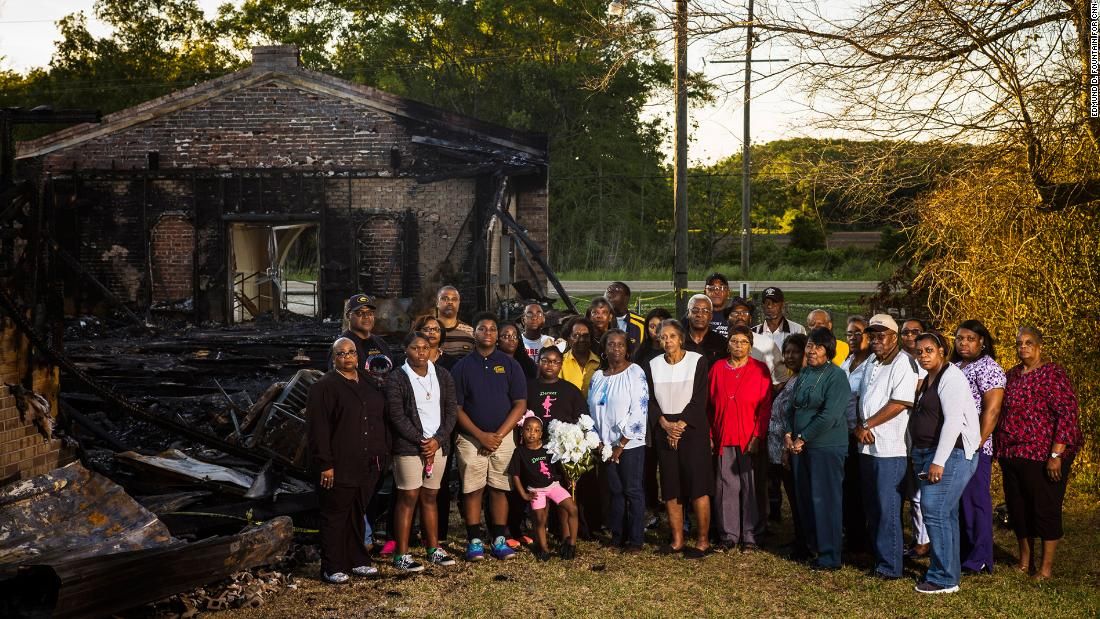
[{"left": 1, "top": 314, "right": 387, "bottom": 618}]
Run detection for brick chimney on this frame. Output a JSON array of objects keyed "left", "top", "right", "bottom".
[{"left": 252, "top": 45, "right": 300, "bottom": 71}]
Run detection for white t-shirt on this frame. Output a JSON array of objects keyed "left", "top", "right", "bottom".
[
  {"left": 648, "top": 351, "right": 703, "bottom": 417},
  {"left": 402, "top": 361, "right": 442, "bottom": 438},
  {"left": 521, "top": 333, "right": 555, "bottom": 363},
  {"left": 753, "top": 318, "right": 806, "bottom": 351},
  {"left": 750, "top": 336, "right": 789, "bottom": 385},
  {"left": 858, "top": 349, "right": 919, "bottom": 458}
]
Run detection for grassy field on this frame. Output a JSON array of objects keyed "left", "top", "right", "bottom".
[
  {"left": 558, "top": 263, "right": 895, "bottom": 283},
  {"left": 221, "top": 482, "right": 1100, "bottom": 618}
]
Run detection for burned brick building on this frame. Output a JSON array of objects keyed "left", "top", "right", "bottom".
[{"left": 14, "top": 45, "right": 551, "bottom": 325}]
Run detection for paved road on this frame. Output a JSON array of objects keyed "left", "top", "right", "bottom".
[{"left": 552, "top": 280, "right": 879, "bottom": 297}]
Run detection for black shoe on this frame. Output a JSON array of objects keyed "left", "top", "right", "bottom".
[
  {"left": 715, "top": 541, "right": 737, "bottom": 553},
  {"left": 683, "top": 547, "right": 707, "bottom": 560},
  {"left": 534, "top": 550, "right": 552, "bottom": 562},
  {"left": 811, "top": 563, "right": 841, "bottom": 572},
  {"left": 788, "top": 548, "right": 814, "bottom": 563},
  {"left": 621, "top": 544, "right": 644, "bottom": 555},
  {"left": 656, "top": 544, "right": 682, "bottom": 556},
  {"left": 867, "top": 569, "right": 900, "bottom": 581},
  {"left": 560, "top": 543, "right": 576, "bottom": 560},
  {"left": 740, "top": 543, "right": 759, "bottom": 553}
]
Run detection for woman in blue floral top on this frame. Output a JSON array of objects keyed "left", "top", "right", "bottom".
[
  {"left": 950, "top": 320, "right": 1006, "bottom": 574},
  {"left": 589, "top": 329, "right": 650, "bottom": 551}
]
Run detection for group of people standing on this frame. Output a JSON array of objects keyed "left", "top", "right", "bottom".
[{"left": 306, "top": 278, "right": 1083, "bottom": 594}]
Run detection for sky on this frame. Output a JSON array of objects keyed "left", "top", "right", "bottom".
[{"left": 0, "top": 1, "right": 831, "bottom": 164}]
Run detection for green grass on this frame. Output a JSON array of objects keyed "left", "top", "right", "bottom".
[
  {"left": 558, "top": 261, "right": 895, "bottom": 282},
  {"left": 219, "top": 480, "right": 1100, "bottom": 618}
]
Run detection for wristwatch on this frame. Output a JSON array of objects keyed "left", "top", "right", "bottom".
[
  {"left": 1050, "top": 451, "right": 1062, "bottom": 459},
  {"left": 861, "top": 419, "right": 871, "bottom": 430}
]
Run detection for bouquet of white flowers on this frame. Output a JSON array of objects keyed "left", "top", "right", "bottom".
[{"left": 545, "top": 414, "right": 611, "bottom": 494}]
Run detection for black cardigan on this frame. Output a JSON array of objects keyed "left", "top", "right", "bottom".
[
  {"left": 645, "top": 352, "right": 711, "bottom": 437},
  {"left": 306, "top": 369, "right": 390, "bottom": 485},
  {"left": 383, "top": 365, "right": 458, "bottom": 457}
]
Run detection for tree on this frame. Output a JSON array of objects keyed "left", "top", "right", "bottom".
[
  {"left": 603, "top": 1, "right": 1099, "bottom": 214},
  {"left": 907, "top": 154, "right": 1099, "bottom": 484},
  {"left": 0, "top": 0, "right": 239, "bottom": 140},
  {"left": 707, "top": 1, "right": 1098, "bottom": 212}
]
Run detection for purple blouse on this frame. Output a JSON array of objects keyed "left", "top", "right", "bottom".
[{"left": 953, "top": 355, "right": 1006, "bottom": 456}]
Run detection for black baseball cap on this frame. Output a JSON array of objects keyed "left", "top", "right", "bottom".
[
  {"left": 346, "top": 293, "right": 377, "bottom": 313},
  {"left": 706, "top": 273, "right": 729, "bottom": 287},
  {"left": 761, "top": 287, "right": 785, "bottom": 302}
]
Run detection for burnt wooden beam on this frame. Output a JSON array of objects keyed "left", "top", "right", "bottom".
[
  {"left": 0, "top": 516, "right": 293, "bottom": 619},
  {"left": 494, "top": 205, "right": 577, "bottom": 314}
]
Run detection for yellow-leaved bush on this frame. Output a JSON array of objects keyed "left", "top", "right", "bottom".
[{"left": 910, "top": 164, "right": 1100, "bottom": 494}]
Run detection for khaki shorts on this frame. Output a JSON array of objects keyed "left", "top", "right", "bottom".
[
  {"left": 455, "top": 432, "right": 516, "bottom": 493},
  {"left": 393, "top": 449, "right": 447, "bottom": 491}
]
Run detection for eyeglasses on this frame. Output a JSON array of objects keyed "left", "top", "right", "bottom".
[
  {"left": 900, "top": 329, "right": 922, "bottom": 337},
  {"left": 689, "top": 308, "right": 712, "bottom": 315},
  {"left": 730, "top": 309, "right": 751, "bottom": 316},
  {"left": 333, "top": 350, "right": 358, "bottom": 358},
  {"left": 539, "top": 358, "right": 563, "bottom": 365},
  {"left": 845, "top": 330, "right": 864, "bottom": 337},
  {"left": 419, "top": 326, "right": 441, "bottom": 333},
  {"left": 351, "top": 310, "right": 374, "bottom": 318},
  {"left": 705, "top": 285, "right": 728, "bottom": 292},
  {"left": 499, "top": 334, "right": 519, "bottom": 341},
  {"left": 729, "top": 339, "right": 751, "bottom": 346}
]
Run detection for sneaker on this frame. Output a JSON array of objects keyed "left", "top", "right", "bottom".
[
  {"left": 505, "top": 538, "right": 522, "bottom": 550},
  {"left": 915, "top": 581, "right": 959, "bottom": 594},
  {"left": 351, "top": 565, "right": 378, "bottom": 577},
  {"left": 465, "top": 538, "right": 486, "bottom": 561},
  {"left": 393, "top": 554, "right": 425, "bottom": 573},
  {"left": 322, "top": 571, "right": 350, "bottom": 584},
  {"left": 427, "top": 547, "right": 456, "bottom": 567},
  {"left": 644, "top": 514, "right": 659, "bottom": 529},
  {"left": 379, "top": 540, "right": 397, "bottom": 556},
  {"left": 491, "top": 536, "right": 516, "bottom": 560}
]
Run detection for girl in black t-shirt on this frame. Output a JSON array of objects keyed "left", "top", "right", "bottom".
[{"left": 509, "top": 415, "right": 580, "bottom": 561}]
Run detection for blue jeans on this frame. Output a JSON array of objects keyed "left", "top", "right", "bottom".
[
  {"left": 912, "top": 447, "right": 978, "bottom": 587},
  {"left": 792, "top": 445, "right": 846, "bottom": 568},
  {"left": 860, "top": 454, "right": 907, "bottom": 578},
  {"left": 605, "top": 446, "right": 646, "bottom": 546}
]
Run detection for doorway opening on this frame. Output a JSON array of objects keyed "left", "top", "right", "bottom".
[{"left": 228, "top": 222, "right": 320, "bottom": 323}]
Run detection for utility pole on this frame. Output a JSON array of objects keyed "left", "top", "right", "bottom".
[
  {"left": 741, "top": 0, "right": 754, "bottom": 278},
  {"left": 709, "top": 15, "right": 786, "bottom": 281},
  {"left": 673, "top": 0, "right": 689, "bottom": 318}
]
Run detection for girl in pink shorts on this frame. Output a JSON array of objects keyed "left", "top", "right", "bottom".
[{"left": 509, "top": 416, "right": 579, "bottom": 560}]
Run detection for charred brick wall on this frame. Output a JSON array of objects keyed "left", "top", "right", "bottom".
[
  {"left": 0, "top": 324, "right": 70, "bottom": 481},
  {"left": 150, "top": 213, "right": 194, "bottom": 302},
  {"left": 37, "top": 81, "right": 415, "bottom": 172}
]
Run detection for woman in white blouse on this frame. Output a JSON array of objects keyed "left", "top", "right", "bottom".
[
  {"left": 590, "top": 329, "right": 650, "bottom": 552},
  {"left": 646, "top": 319, "right": 714, "bottom": 558}
]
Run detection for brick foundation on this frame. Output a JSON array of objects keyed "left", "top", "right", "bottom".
[{"left": 0, "top": 322, "right": 70, "bottom": 482}]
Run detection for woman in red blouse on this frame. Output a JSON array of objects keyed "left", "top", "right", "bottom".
[
  {"left": 708, "top": 325, "right": 774, "bottom": 551},
  {"left": 995, "top": 326, "right": 1083, "bottom": 580}
]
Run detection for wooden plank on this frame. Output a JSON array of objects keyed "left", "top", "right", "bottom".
[{"left": 0, "top": 517, "right": 293, "bottom": 619}]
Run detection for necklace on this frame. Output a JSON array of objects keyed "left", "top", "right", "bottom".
[
  {"left": 723, "top": 360, "right": 749, "bottom": 402},
  {"left": 412, "top": 369, "right": 435, "bottom": 400},
  {"left": 792, "top": 367, "right": 827, "bottom": 409}
]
